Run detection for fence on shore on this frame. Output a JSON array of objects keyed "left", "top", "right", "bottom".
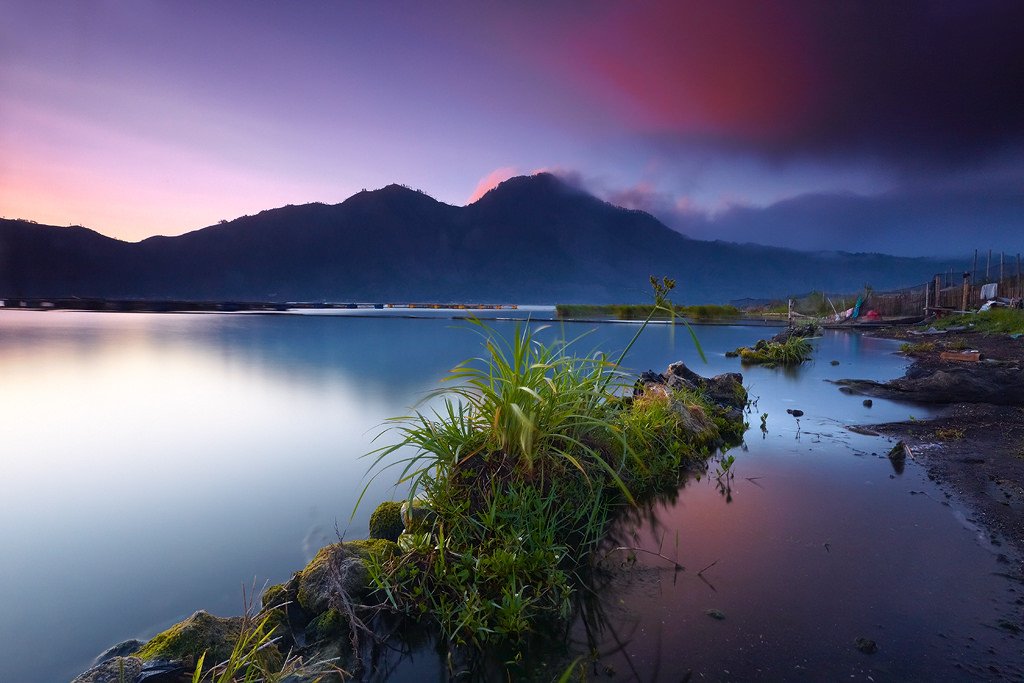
[{"left": 867, "top": 250, "right": 1022, "bottom": 317}]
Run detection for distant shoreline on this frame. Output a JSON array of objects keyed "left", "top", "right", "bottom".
[{"left": 0, "top": 298, "right": 798, "bottom": 326}]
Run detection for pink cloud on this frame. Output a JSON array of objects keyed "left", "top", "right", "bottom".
[
  {"left": 466, "top": 167, "right": 519, "bottom": 203},
  {"left": 557, "top": 3, "right": 820, "bottom": 143}
]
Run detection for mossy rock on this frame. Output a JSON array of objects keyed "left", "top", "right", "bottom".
[
  {"left": 672, "top": 402, "right": 718, "bottom": 446},
  {"left": 400, "top": 498, "right": 437, "bottom": 533},
  {"left": 303, "top": 608, "right": 348, "bottom": 643},
  {"left": 369, "top": 501, "right": 405, "bottom": 542},
  {"left": 135, "top": 610, "right": 245, "bottom": 665},
  {"left": 71, "top": 656, "right": 143, "bottom": 683},
  {"left": 261, "top": 582, "right": 290, "bottom": 610},
  {"left": 259, "top": 606, "right": 292, "bottom": 645},
  {"left": 297, "top": 539, "right": 398, "bottom": 615}
]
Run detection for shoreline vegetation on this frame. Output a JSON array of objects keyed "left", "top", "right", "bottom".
[
  {"left": 555, "top": 303, "right": 740, "bottom": 321},
  {"left": 73, "top": 280, "right": 750, "bottom": 682}
]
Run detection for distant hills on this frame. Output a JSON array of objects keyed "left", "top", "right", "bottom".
[{"left": 0, "top": 173, "right": 963, "bottom": 304}]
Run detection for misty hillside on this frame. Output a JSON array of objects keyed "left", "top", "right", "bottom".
[{"left": 0, "top": 174, "right": 962, "bottom": 303}]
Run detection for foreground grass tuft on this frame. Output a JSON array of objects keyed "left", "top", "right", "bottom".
[{"left": 361, "top": 317, "right": 742, "bottom": 649}]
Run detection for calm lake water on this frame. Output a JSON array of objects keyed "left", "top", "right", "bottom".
[{"left": 1, "top": 311, "right": 1020, "bottom": 681}]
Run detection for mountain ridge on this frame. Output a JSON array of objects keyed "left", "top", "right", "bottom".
[{"left": 0, "top": 174, "right": 963, "bottom": 303}]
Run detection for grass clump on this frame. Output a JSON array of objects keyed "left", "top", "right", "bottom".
[
  {"left": 733, "top": 336, "right": 813, "bottom": 367},
  {"left": 935, "top": 427, "right": 965, "bottom": 441},
  {"left": 935, "top": 308, "right": 1024, "bottom": 335},
  {"left": 900, "top": 341, "right": 936, "bottom": 354},
  {"left": 187, "top": 609, "right": 343, "bottom": 683},
  {"left": 362, "top": 291, "right": 740, "bottom": 650}
]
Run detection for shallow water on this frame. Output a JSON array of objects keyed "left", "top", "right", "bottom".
[{"left": 0, "top": 311, "right": 1018, "bottom": 681}]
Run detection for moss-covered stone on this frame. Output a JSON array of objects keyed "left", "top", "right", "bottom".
[
  {"left": 135, "top": 610, "right": 244, "bottom": 665},
  {"left": 261, "top": 582, "right": 290, "bottom": 610},
  {"left": 672, "top": 402, "right": 718, "bottom": 447},
  {"left": 303, "top": 608, "right": 347, "bottom": 642},
  {"left": 260, "top": 606, "right": 291, "bottom": 643},
  {"left": 400, "top": 498, "right": 437, "bottom": 533},
  {"left": 70, "top": 656, "right": 143, "bottom": 683},
  {"left": 297, "top": 539, "right": 399, "bottom": 615},
  {"left": 369, "top": 500, "right": 405, "bottom": 542}
]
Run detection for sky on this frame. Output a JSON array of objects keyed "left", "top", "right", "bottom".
[{"left": 2, "top": 0, "right": 1023, "bottom": 257}]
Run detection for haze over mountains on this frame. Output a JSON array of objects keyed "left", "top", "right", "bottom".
[{"left": 0, "top": 174, "right": 964, "bottom": 304}]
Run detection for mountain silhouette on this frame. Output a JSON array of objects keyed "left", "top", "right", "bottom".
[{"left": 0, "top": 174, "right": 959, "bottom": 303}]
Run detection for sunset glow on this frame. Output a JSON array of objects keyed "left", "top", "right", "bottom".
[{"left": 2, "top": 1, "right": 1022, "bottom": 254}]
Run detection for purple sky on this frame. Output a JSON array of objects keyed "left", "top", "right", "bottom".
[{"left": 2, "top": 1, "right": 1022, "bottom": 256}]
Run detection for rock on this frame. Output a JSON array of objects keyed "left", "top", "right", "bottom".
[
  {"left": 887, "top": 442, "right": 907, "bottom": 475},
  {"left": 261, "top": 578, "right": 295, "bottom": 611},
  {"left": 771, "top": 323, "right": 820, "bottom": 344},
  {"left": 854, "top": 637, "right": 878, "bottom": 654},
  {"left": 831, "top": 360, "right": 840, "bottom": 366},
  {"left": 663, "top": 362, "right": 746, "bottom": 411},
  {"left": 94, "top": 639, "right": 145, "bottom": 664},
  {"left": 862, "top": 399, "right": 873, "bottom": 407},
  {"left": 672, "top": 402, "right": 717, "bottom": 441},
  {"left": 834, "top": 362, "right": 1024, "bottom": 405},
  {"left": 304, "top": 608, "right": 347, "bottom": 643},
  {"left": 297, "top": 539, "right": 398, "bottom": 616},
  {"left": 400, "top": 499, "right": 437, "bottom": 533},
  {"left": 369, "top": 500, "right": 405, "bottom": 542},
  {"left": 703, "top": 373, "right": 748, "bottom": 411},
  {"left": 258, "top": 574, "right": 304, "bottom": 652},
  {"left": 786, "top": 409, "right": 804, "bottom": 417},
  {"left": 134, "top": 610, "right": 246, "bottom": 666},
  {"left": 997, "top": 619, "right": 1021, "bottom": 633},
  {"left": 704, "top": 609, "right": 726, "bottom": 620},
  {"left": 635, "top": 363, "right": 748, "bottom": 449},
  {"left": 71, "top": 657, "right": 143, "bottom": 683}
]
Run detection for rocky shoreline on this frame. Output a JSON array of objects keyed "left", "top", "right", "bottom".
[{"left": 837, "top": 325, "right": 1024, "bottom": 566}]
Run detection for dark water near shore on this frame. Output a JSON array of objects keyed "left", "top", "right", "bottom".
[{"left": 0, "top": 311, "right": 1020, "bottom": 681}]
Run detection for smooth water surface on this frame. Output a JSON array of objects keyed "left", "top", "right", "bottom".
[{"left": 0, "top": 311, "right": 1018, "bottom": 681}]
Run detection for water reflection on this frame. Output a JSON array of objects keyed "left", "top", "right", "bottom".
[{"left": 2, "top": 312, "right": 1012, "bottom": 682}]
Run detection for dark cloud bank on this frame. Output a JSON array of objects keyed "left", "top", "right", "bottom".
[{"left": 605, "top": 182, "right": 1024, "bottom": 258}]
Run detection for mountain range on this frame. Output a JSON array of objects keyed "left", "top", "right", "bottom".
[{"left": 0, "top": 173, "right": 962, "bottom": 304}]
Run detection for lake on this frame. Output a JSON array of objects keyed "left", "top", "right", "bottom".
[{"left": 1, "top": 311, "right": 1020, "bottom": 681}]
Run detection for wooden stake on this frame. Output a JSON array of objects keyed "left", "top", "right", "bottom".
[
  {"left": 961, "top": 272, "right": 970, "bottom": 312},
  {"left": 935, "top": 275, "right": 942, "bottom": 308},
  {"left": 1011, "top": 253, "right": 1019, "bottom": 299}
]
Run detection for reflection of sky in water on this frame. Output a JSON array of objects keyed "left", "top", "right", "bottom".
[{"left": 0, "top": 312, "right": 971, "bottom": 681}]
